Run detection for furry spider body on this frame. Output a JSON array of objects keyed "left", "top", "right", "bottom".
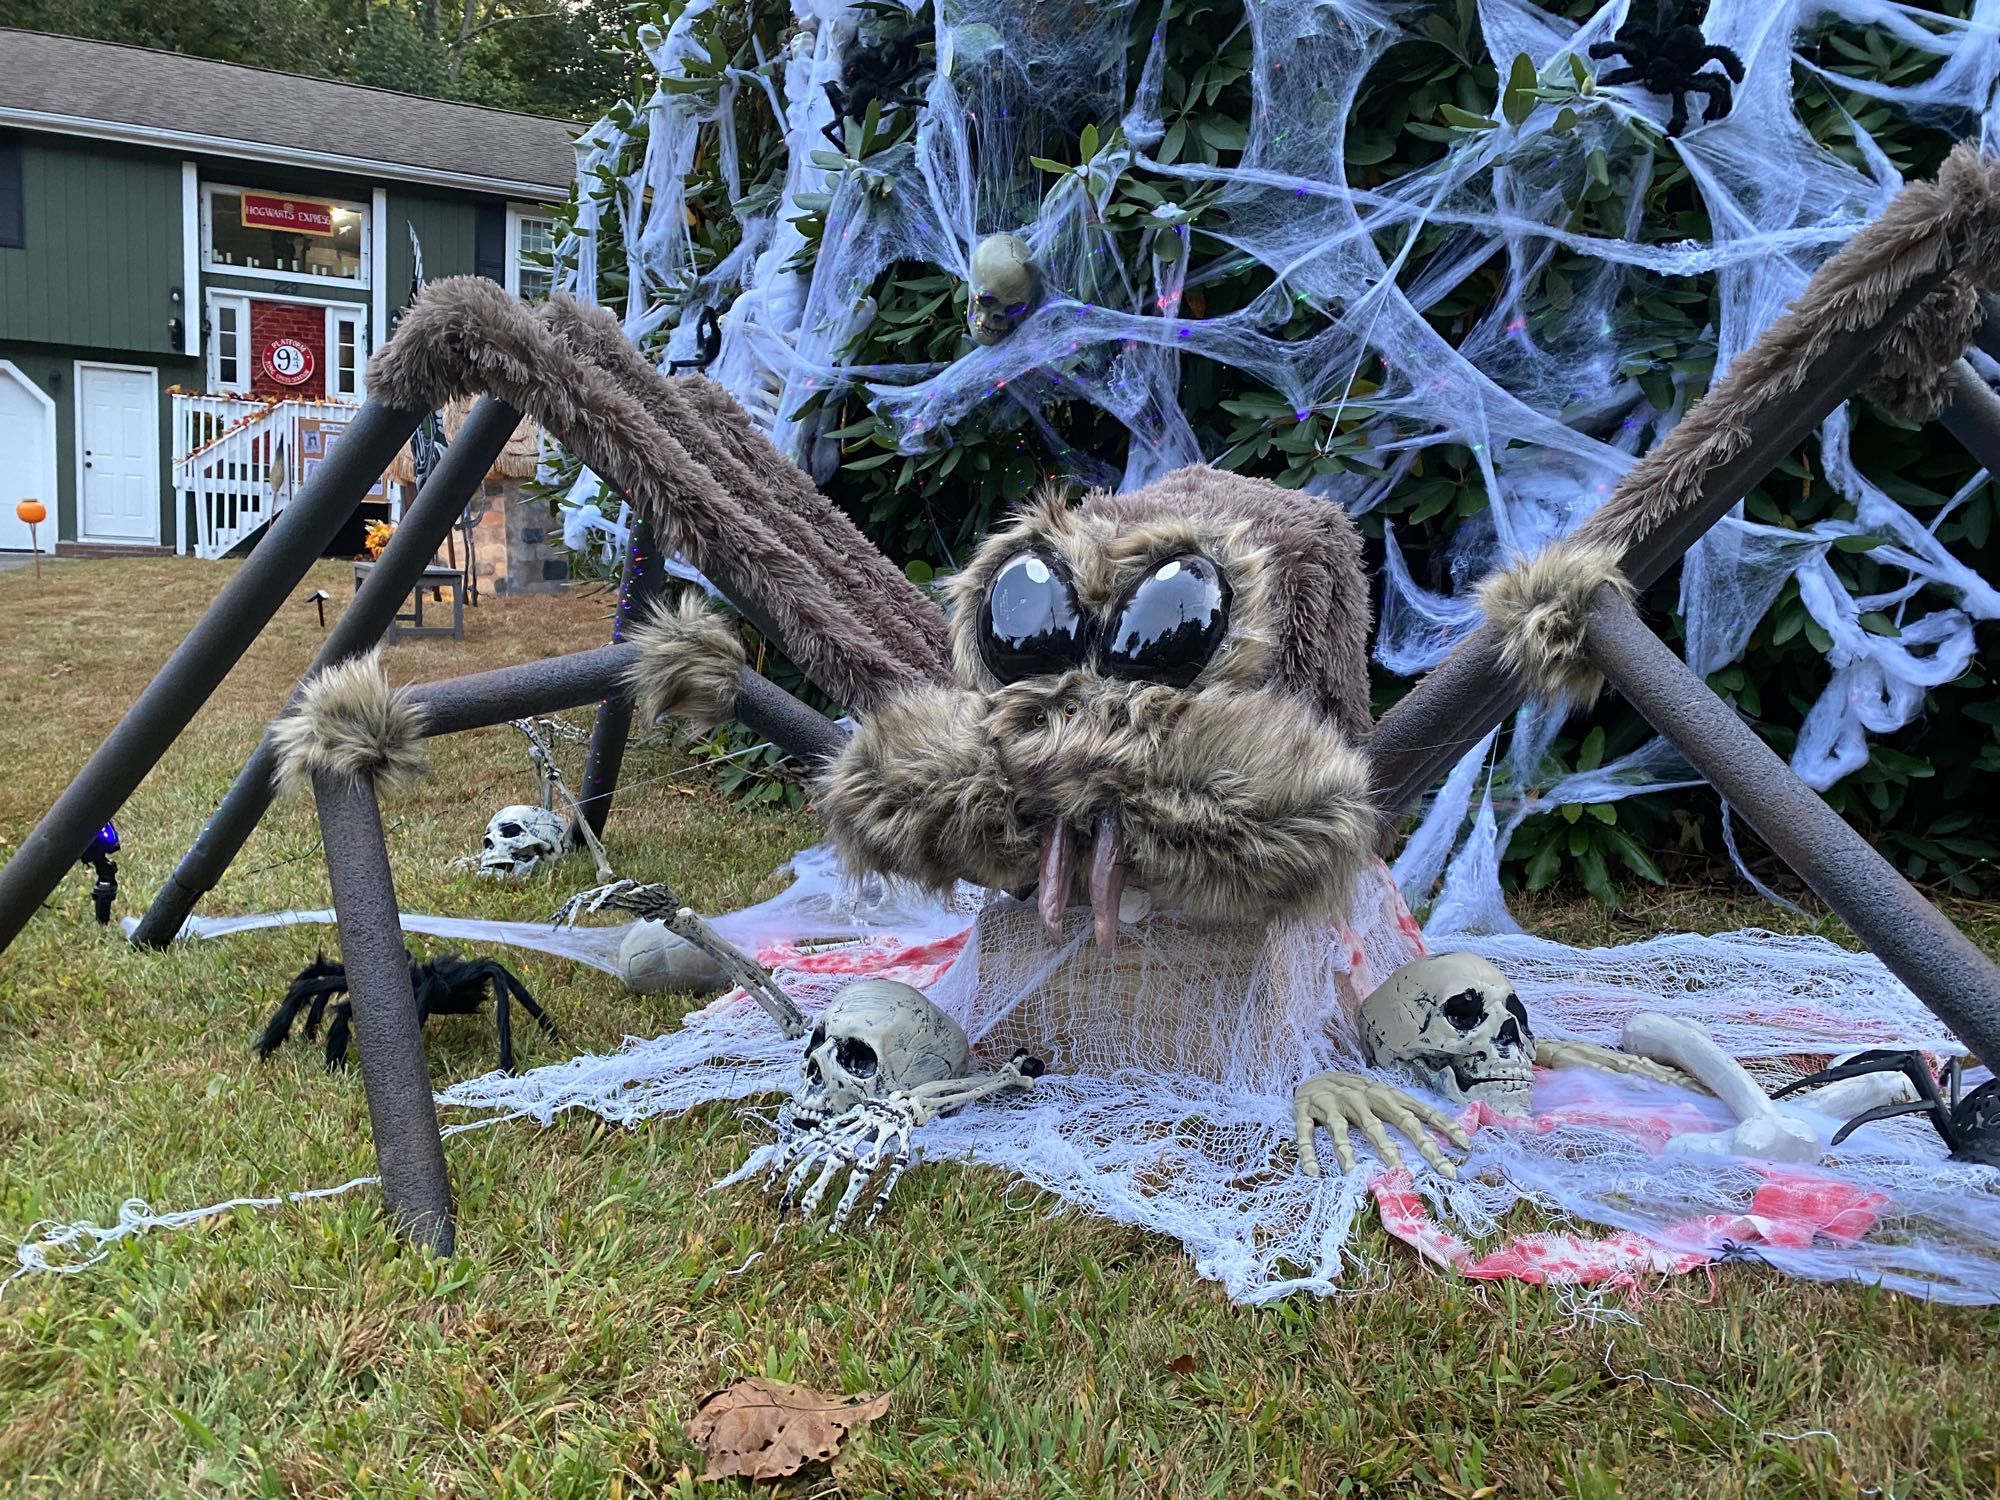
[
  {"left": 1774, "top": 1050, "right": 2000, "bottom": 1166},
  {"left": 821, "top": 30, "right": 929, "bottom": 154},
  {"left": 257, "top": 950, "right": 560, "bottom": 1074},
  {"left": 1589, "top": 6, "right": 1744, "bottom": 138}
]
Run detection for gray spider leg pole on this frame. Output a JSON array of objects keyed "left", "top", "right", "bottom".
[
  {"left": 575, "top": 518, "right": 666, "bottom": 839},
  {"left": 1581, "top": 586, "right": 2000, "bottom": 1069},
  {"left": 0, "top": 399, "right": 423, "bottom": 956},
  {"left": 1366, "top": 270, "right": 1946, "bottom": 823},
  {"left": 397, "top": 645, "right": 847, "bottom": 766},
  {"left": 311, "top": 767, "right": 456, "bottom": 1254},
  {"left": 664, "top": 906, "right": 809, "bottom": 1038},
  {"left": 132, "top": 398, "right": 523, "bottom": 949}
]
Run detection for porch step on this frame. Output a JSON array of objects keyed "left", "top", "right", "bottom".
[{"left": 56, "top": 542, "right": 175, "bottom": 559}]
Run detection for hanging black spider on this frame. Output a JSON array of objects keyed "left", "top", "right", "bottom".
[
  {"left": 1773, "top": 1050, "right": 2000, "bottom": 1167},
  {"left": 821, "top": 28, "right": 929, "bottom": 154},
  {"left": 665, "top": 306, "right": 723, "bottom": 375},
  {"left": 1588, "top": 1, "right": 1745, "bottom": 138},
  {"left": 256, "top": 950, "right": 561, "bottom": 1074}
]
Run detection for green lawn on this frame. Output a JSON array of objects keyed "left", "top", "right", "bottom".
[{"left": 1, "top": 558, "right": 1997, "bottom": 1498}]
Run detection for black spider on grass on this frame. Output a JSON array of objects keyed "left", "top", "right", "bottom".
[{"left": 256, "top": 950, "right": 560, "bottom": 1074}]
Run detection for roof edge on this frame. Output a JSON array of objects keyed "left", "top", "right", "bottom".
[
  {"left": 0, "top": 28, "right": 584, "bottom": 132},
  {"left": 0, "top": 108, "right": 573, "bottom": 200}
]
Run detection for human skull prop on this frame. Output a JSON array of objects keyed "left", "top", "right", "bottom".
[
  {"left": 967, "top": 232, "right": 1040, "bottom": 346},
  {"left": 1359, "top": 954, "right": 1536, "bottom": 1117},
  {"left": 794, "top": 979, "right": 970, "bottom": 1120},
  {"left": 477, "top": 804, "right": 570, "bottom": 879}
]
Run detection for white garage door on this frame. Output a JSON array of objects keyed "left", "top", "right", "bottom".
[{"left": 0, "top": 361, "right": 56, "bottom": 553}]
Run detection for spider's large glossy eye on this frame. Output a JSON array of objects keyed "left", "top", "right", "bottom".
[
  {"left": 978, "top": 550, "right": 1090, "bottom": 682},
  {"left": 1098, "top": 553, "right": 1231, "bottom": 687}
]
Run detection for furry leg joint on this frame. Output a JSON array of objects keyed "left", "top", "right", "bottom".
[{"left": 1475, "top": 539, "right": 1633, "bottom": 705}]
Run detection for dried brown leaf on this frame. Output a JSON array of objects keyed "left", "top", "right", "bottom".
[{"left": 686, "top": 1377, "right": 891, "bottom": 1483}]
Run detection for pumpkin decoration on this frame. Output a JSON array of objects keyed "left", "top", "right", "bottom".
[{"left": 15, "top": 499, "right": 46, "bottom": 525}]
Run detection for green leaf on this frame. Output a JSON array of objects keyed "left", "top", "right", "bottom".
[
  {"left": 1080, "top": 122, "right": 1101, "bottom": 160},
  {"left": 1501, "top": 53, "right": 1538, "bottom": 127},
  {"left": 1859, "top": 611, "right": 1902, "bottom": 638},
  {"left": 1600, "top": 826, "right": 1667, "bottom": 884},
  {"left": 1028, "top": 156, "right": 1070, "bottom": 174},
  {"left": 1578, "top": 724, "right": 1606, "bottom": 772},
  {"left": 1439, "top": 103, "right": 1498, "bottom": 131},
  {"left": 1586, "top": 802, "right": 1617, "bottom": 825},
  {"left": 1832, "top": 533, "right": 1889, "bottom": 553}
]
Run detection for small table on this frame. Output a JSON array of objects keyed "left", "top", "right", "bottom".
[{"left": 354, "top": 562, "right": 465, "bottom": 643}]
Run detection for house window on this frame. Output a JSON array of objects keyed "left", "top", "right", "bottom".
[
  {"left": 208, "top": 292, "right": 250, "bottom": 393},
  {"left": 506, "top": 207, "right": 555, "bottom": 301},
  {"left": 0, "top": 131, "right": 22, "bottom": 249},
  {"left": 201, "top": 184, "right": 369, "bottom": 286},
  {"left": 326, "top": 307, "right": 366, "bottom": 400}
]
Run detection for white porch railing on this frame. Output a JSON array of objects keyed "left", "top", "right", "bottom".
[{"left": 172, "top": 394, "right": 365, "bottom": 559}]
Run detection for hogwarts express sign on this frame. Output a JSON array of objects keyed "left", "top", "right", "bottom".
[{"left": 240, "top": 193, "right": 337, "bottom": 236}]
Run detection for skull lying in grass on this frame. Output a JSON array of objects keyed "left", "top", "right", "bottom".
[
  {"left": 793, "top": 978, "right": 970, "bottom": 1124},
  {"left": 1360, "top": 953, "right": 1536, "bottom": 1118},
  {"left": 477, "top": 804, "right": 571, "bottom": 880}
]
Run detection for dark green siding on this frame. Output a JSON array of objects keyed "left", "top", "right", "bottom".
[
  {"left": 0, "top": 138, "right": 184, "bottom": 355},
  {"left": 385, "top": 189, "right": 483, "bottom": 318},
  {"left": 0, "top": 340, "right": 200, "bottom": 545}
]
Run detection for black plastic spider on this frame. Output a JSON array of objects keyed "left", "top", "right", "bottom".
[
  {"left": 1588, "top": 3, "right": 1744, "bottom": 138},
  {"left": 664, "top": 306, "right": 723, "bottom": 375},
  {"left": 256, "top": 950, "right": 560, "bottom": 1074},
  {"left": 1772, "top": 1050, "right": 2000, "bottom": 1167},
  {"left": 821, "top": 29, "right": 929, "bottom": 154}
]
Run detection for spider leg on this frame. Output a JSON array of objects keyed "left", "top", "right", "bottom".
[
  {"left": 494, "top": 966, "right": 561, "bottom": 1040},
  {"left": 1595, "top": 64, "right": 1643, "bottom": 88},
  {"left": 820, "top": 81, "right": 848, "bottom": 154},
  {"left": 1829, "top": 1098, "right": 1956, "bottom": 1151},
  {"left": 324, "top": 1002, "right": 354, "bottom": 1071},
  {"left": 1587, "top": 41, "right": 1630, "bottom": 63},
  {"left": 488, "top": 969, "right": 517, "bottom": 1075},
  {"left": 1683, "top": 71, "right": 1734, "bottom": 126},
  {"left": 1664, "top": 89, "right": 1691, "bottom": 137},
  {"left": 1772, "top": 1048, "right": 1936, "bottom": 1101},
  {"left": 1698, "top": 43, "right": 1746, "bottom": 82}
]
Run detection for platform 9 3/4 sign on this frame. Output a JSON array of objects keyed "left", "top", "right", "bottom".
[{"left": 262, "top": 338, "right": 315, "bottom": 388}]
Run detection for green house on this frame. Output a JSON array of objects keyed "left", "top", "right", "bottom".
[{"left": 0, "top": 29, "right": 574, "bottom": 559}]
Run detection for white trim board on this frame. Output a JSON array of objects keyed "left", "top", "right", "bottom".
[
  {"left": 370, "top": 187, "right": 389, "bottom": 347},
  {"left": 0, "top": 359, "right": 59, "bottom": 555},
  {"left": 179, "top": 161, "right": 200, "bottom": 361},
  {"left": 0, "top": 108, "right": 569, "bottom": 199},
  {"left": 72, "top": 361, "right": 162, "bottom": 547}
]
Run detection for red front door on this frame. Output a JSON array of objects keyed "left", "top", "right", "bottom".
[{"left": 248, "top": 301, "right": 326, "bottom": 399}]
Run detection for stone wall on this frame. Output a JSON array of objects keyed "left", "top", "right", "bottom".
[{"left": 462, "top": 479, "right": 568, "bottom": 597}]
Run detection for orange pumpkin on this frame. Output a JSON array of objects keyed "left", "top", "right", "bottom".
[{"left": 15, "top": 499, "right": 46, "bottom": 525}]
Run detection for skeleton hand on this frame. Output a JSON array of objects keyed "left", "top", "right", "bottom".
[
  {"left": 768, "top": 1095, "right": 924, "bottom": 1232},
  {"left": 1535, "top": 1038, "right": 1702, "bottom": 1092},
  {"left": 1292, "top": 1072, "right": 1471, "bottom": 1180}
]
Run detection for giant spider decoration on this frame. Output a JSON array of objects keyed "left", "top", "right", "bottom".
[
  {"left": 821, "top": 29, "right": 929, "bottom": 155},
  {"left": 257, "top": 950, "right": 560, "bottom": 1074},
  {"left": 1589, "top": 2, "right": 1744, "bottom": 138},
  {"left": 1774, "top": 1050, "right": 2000, "bottom": 1166}
]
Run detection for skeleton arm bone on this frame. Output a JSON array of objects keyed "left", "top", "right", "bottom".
[
  {"left": 1620, "top": 1011, "right": 1820, "bottom": 1162},
  {"left": 1535, "top": 1037, "right": 1702, "bottom": 1091}
]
